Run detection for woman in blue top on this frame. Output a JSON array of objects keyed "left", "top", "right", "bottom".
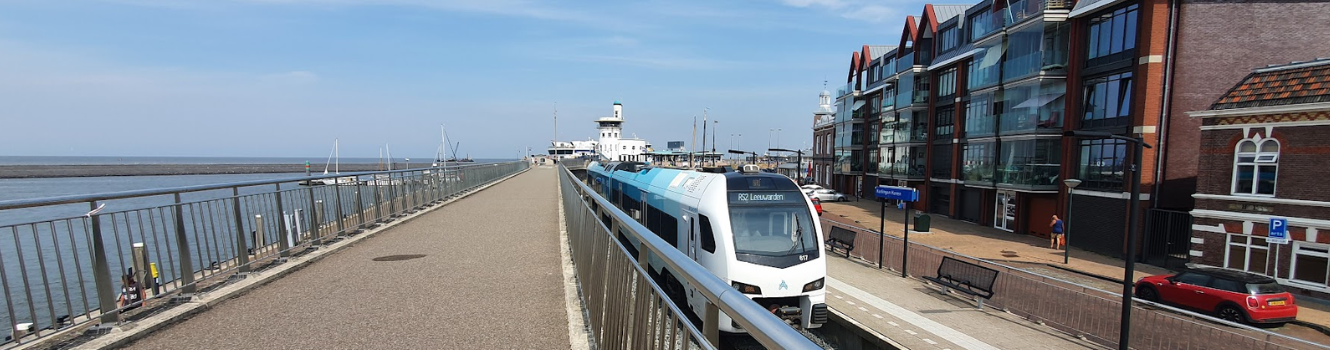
[{"left": 1049, "top": 215, "right": 1064, "bottom": 250}]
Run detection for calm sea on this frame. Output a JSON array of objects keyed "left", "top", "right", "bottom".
[{"left": 0, "top": 156, "right": 512, "bottom": 166}]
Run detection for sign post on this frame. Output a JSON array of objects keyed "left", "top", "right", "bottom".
[
  {"left": 876, "top": 185, "right": 919, "bottom": 278},
  {"left": 1269, "top": 218, "right": 1289, "bottom": 244}
]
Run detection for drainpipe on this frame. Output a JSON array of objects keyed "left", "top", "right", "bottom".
[{"left": 1152, "top": 0, "right": 1180, "bottom": 210}]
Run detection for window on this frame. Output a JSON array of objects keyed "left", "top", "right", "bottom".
[
  {"left": 1082, "top": 72, "right": 1133, "bottom": 128},
  {"left": 965, "top": 92, "right": 996, "bottom": 137},
  {"left": 934, "top": 106, "right": 955, "bottom": 138},
  {"left": 1087, "top": 4, "right": 1139, "bottom": 64},
  {"left": 913, "top": 73, "right": 931, "bottom": 104},
  {"left": 1079, "top": 138, "right": 1127, "bottom": 189},
  {"left": 1225, "top": 233, "right": 1269, "bottom": 276},
  {"left": 1232, "top": 138, "right": 1279, "bottom": 196},
  {"left": 1292, "top": 242, "right": 1329, "bottom": 287},
  {"left": 939, "top": 25, "right": 959, "bottom": 52},
  {"left": 699, "top": 215, "right": 716, "bottom": 253},
  {"left": 962, "top": 142, "right": 995, "bottom": 182},
  {"left": 969, "top": 10, "right": 997, "bottom": 40},
  {"left": 931, "top": 146, "right": 953, "bottom": 178},
  {"left": 1175, "top": 272, "right": 1211, "bottom": 286},
  {"left": 937, "top": 68, "right": 958, "bottom": 98}
]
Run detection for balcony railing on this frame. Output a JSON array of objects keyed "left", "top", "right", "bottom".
[
  {"left": 998, "top": 111, "right": 1063, "bottom": 135},
  {"left": 996, "top": 164, "right": 1061, "bottom": 188},
  {"left": 962, "top": 164, "right": 995, "bottom": 184},
  {"left": 897, "top": 52, "right": 916, "bottom": 73}
]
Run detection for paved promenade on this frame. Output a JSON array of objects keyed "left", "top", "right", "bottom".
[{"left": 121, "top": 167, "right": 571, "bottom": 349}]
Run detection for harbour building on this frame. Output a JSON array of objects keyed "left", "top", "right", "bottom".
[
  {"left": 595, "top": 101, "right": 653, "bottom": 162},
  {"left": 815, "top": 0, "right": 1330, "bottom": 281}
]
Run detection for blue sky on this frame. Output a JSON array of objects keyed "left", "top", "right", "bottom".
[{"left": 0, "top": 0, "right": 932, "bottom": 159}]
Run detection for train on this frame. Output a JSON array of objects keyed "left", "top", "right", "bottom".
[{"left": 585, "top": 161, "right": 828, "bottom": 332}]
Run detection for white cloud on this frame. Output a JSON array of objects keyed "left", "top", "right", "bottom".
[{"left": 840, "top": 4, "right": 896, "bottom": 23}]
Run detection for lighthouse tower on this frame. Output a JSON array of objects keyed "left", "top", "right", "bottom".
[{"left": 596, "top": 100, "right": 625, "bottom": 160}]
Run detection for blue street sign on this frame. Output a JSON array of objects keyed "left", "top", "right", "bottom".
[
  {"left": 1269, "top": 218, "right": 1289, "bottom": 244},
  {"left": 875, "top": 185, "right": 918, "bottom": 202}
]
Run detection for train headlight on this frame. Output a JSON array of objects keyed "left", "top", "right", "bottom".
[
  {"left": 732, "top": 281, "right": 763, "bottom": 295},
  {"left": 802, "top": 278, "right": 825, "bottom": 292}
]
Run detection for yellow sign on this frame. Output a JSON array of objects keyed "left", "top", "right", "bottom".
[{"left": 150, "top": 263, "right": 159, "bottom": 278}]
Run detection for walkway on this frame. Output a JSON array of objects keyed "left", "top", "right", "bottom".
[{"left": 120, "top": 167, "right": 571, "bottom": 349}]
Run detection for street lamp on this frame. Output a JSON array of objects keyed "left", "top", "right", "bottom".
[
  {"left": 1062, "top": 130, "right": 1151, "bottom": 350},
  {"left": 727, "top": 149, "right": 757, "bottom": 165},
  {"left": 405, "top": 158, "right": 410, "bottom": 170},
  {"left": 770, "top": 148, "right": 804, "bottom": 184},
  {"left": 712, "top": 120, "right": 719, "bottom": 166},
  {"left": 1062, "top": 178, "right": 1082, "bottom": 265}
]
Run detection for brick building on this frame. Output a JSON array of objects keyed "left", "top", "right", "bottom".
[
  {"left": 1189, "top": 59, "right": 1330, "bottom": 298},
  {"left": 816, "top": 0, "right": 1330, "bottom": 262},
  {"left": 812, "top": 89, "right": 835, "bottom": 186}
]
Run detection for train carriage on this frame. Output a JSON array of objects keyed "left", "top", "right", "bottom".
[{"left": 586, "top": 161, "right": 828, "bottom": 332}]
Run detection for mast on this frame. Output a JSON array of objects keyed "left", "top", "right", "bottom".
[
  {"left": 334, "top": 138, "right": 339, "bottom": 174},
  {"left": 386, "top": 144, "right": 393, "bottom": 171}
]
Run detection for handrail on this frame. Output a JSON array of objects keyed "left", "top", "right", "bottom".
[
  {"left": 0, "top": 163, "right": 500, "bottom": 211},
  {"left": 558, "top": 163, "right": 818, "bottom": 349}
]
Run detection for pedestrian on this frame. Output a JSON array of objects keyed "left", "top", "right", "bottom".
[
  {"left": 117, "top": 274, "right": 146, "bottom": 311},
  {"left": 1050, "top": 214, "right": 1064, "bottom": 250}
]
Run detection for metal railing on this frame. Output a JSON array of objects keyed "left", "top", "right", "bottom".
[
  {"left": 822, "top": 220, "right": 1330, "bottom": 350},
  {"left": 0, "top": 161, "right": 528, "bottom": 347},
  {"left": 558, "top": 163, "right": 819, "bottom": 349}
]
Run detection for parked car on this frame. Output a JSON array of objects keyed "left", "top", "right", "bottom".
[
  {"left": 809, "top": 197, "right": 823, "bottom": 215},
  {"left": 806, "top": 189, "right": 848, "bottom": 202},
  {"left": 800, "top": 184, "right": 823, "bottom": 191},
  {"left": 1135, "top": 266, "right": 1296, "bottom": 325}
]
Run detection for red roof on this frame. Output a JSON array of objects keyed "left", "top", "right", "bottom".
[{"left": 1211, "top": 58, "right": 1330, "bottom": 110}]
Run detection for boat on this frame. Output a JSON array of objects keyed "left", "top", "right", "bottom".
[
  {"left": 546, "top": 139, "right": 597, "bottom": 159},
  {"left": 302, "top": 139, "right": 359, "bottom": 186}
]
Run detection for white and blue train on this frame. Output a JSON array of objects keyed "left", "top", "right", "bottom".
[{"left": 586, "top": 161, "right": 828, "bottom": 332}]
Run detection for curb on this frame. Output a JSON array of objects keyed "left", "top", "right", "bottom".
[
  {"left": 69, "top": 167, "right": 531, "bottom": 350},
  {"left": 1292, "top": 320, "right": 1330, "bottom": 337}
]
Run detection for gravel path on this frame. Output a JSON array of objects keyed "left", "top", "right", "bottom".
[{"left": 121, "top": 167, "right": 570, "bottom": 349}]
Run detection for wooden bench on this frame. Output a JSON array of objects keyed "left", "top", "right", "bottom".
[
  {"left": 921, "top": 256, "right": 999, "bottom": 309},
  {"left": 826, "top": 226, "right": 856, "bottom": 258}
]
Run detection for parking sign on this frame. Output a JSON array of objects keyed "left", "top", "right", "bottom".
[{"left": 1269, "top": 218, "right": 1289, "bottom": 244}]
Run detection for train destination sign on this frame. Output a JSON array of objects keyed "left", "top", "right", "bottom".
[{"left": 728, "top": 192, "right": 804, "bottom": 205}]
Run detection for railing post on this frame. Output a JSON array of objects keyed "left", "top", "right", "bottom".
[
  {"left": 88, "top": 201, "right": 120, "bottom": 324},
  {"left": 275, "top": 185, "right": 291, "bottom": 259},
  {"left": 171, "top": 194, "right": 197, "bottom": 296},
  {"left": 705, "top": 301, "right": 720, "bottom": 347},
  {"left": 387, "top": 173, "right": 398, "bottom": 217},
  {"left": 355, "top": 182, "right": 368, "bottom": 229},
  {"left": 231, "top": 187, "right": 250, "bottom": 274},
  {"left": 253, "top": 214, "right": 265, "bottom": 255},
  {"left": 307, "top": 187, "right": 321, "bottom": 246},
  {"left": 334, "top": 184, "right": 345, "bottom": 235},
  {"left": 373, "top": 178, "right": 385, "bottom": 223}
]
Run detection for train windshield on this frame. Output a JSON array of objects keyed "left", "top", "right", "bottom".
[{"left": 727, "top": 191, "right": 819, "bottom": 267}]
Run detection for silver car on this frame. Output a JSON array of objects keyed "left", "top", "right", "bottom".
[{"left": 806, "top": 189, "right": 848, "bottom": 202}]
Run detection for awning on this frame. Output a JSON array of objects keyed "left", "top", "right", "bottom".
[
  {"left": 927, "top": 48, "right": 982, "bottom": 71},
  {"left": 862, "top": 82, "right": 893, "bottom": 95},
  {"left": 1014, "top": 93, "right": 1065, "bottom": 109},
  {"left": 852, "top": 100, "right": 867, "bottom": 110},
  {"left": 1068, "top": 0, "right": 1130, "bottom": 18},
  {"left": 980, "top": 46, "right": 1005, "bottom": 67}
]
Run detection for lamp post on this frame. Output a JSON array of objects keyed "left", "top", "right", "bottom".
[
  {"left": 727, "top": 149, "right": 757, "bottom": 166},
  {"left": 1063, "top": 131, "right": 1151, "bottom": 350},
  {"left": 712, "top": 120, "right": 718, "bottom": 166},
  {"left": 405, "top": 158, "right": 410, "bottom": 170},
  {"left": 1063, "top": 178, "right": 1082, "bottom": 265},
  {"left": 770, "top": 148, "right": 804, "bottom": 184}
]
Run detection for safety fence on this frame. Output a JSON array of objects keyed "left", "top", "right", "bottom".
[
  {"left": 0, "top": 161, "right": 528, "bottom": 347},
  {"left": 558, "top": 163, "right": 819, "bottom": 350},
  {"left": 822, "top": 220, "right": 1330, "bottom": 350}
]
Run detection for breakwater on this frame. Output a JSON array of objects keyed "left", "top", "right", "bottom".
[{"left": 0, "top": 163, "right": 443, "bottom": 178}]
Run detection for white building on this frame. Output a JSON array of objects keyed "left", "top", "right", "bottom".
[{"left": 596, "top": 101, "right": 652, "bottom": 161}]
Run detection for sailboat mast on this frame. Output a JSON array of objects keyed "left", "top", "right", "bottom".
[{"left": 334, "top": 138, "right": 340, "bottom": 174}]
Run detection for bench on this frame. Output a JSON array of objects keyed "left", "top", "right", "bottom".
[
  {"left": 826, "top": 226, "right": 856, "bottom": 258},
  {"left": 921, "top": 256, "right": 999, "bottom": 309}
]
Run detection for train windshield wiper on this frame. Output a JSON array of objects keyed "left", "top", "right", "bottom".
[{"left": 789, "top": 215, "right": 805, "bottom": 254}]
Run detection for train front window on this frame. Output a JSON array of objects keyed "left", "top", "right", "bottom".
[{"left": 729, "top": 206, "right": 818, "bottom": 257}]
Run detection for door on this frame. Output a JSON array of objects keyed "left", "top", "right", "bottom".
[
  {"left": 995, "top": 191, "right": 1016, "bottom": 231},
  {"left": 1166, "top": 272, "right": 1214, "bottom": 310}
]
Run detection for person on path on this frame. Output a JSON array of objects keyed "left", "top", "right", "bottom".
[
  {"left": 118, "top": 274, "right": 146, "bottom": 311},
  {"left": 1050, "top": 214, "right": 1065, "bottom": 250}
]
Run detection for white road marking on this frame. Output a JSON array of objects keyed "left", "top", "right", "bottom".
[
  {"left": 829, "top": 277, "right": 1000, "bottom": 350},
  {"left": 858, "top": 307, "right": 869, "bottom": 312},
  {"left": 905, "top": 330, "right": 918, "bottom": 335},
  {"left": 872, "top": 314, "right": 883, "bottom": 319},
  {"left": 846, "top": 300, "right": 856, "bottom": 305},
  {"left": 835, "top": 295, "right": 844, "bottom": 299},
  {"left": 924, "top": 339, "right": 939, "bottom": 345},
  {"left": 888, "top": 321, "right": 899, "bottom": 327}
]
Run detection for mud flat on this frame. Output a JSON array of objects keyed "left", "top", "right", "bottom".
[{"left": 0, "top": 163, "right": 403, "bottom": 178}]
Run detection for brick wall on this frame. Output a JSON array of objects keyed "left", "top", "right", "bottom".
[
  {"left": 1198, "top": 123, "right": 1330, "bottom": 206},
  {"left": 1162, "top": 0, "right": 1330, "bottom": 209}
]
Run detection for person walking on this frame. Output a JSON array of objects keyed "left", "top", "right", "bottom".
[{"left": 1050, "top": 214, "right": 1065, "bottom": 250}]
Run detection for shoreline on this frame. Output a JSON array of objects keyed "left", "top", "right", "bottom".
[{"left": 0, "top": 163, "right": 446, "bottom": 179}]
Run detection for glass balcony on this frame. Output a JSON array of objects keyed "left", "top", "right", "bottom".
[
  {"left": 962, "top": 142, "right": 996, "bottom": 184},
  {"left": 995, "top": 139, "right": 1062, "bottom": 189},
  {"left": 1004, "top": 0, "right": 1044, "bottom": 26},
  {"left": 897, "top": 52, "right": 916, "bottom": 73},
  {"left": 998, "top": 82, "right": 1066, "bottom": 135},
  {"left": 1003, "top": 20, "right": 1070, "bottom": 82},
  {"left": 969, "top": 45, "right": 1002, "bottom": 90}
]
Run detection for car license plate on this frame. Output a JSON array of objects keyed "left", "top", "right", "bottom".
[{"left": 1269, "top": 300, "right": 1285, "bottom": 306}]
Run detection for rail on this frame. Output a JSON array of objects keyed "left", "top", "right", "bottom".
[
  {"left": 557, "top": 163, "right": 819, "bottom": 349},
  {"left": 821, "top": 220, "right": 1330, "bottom": 350},
  {"left": 0, "top": 161, "right": 529, "bottom": 347}
]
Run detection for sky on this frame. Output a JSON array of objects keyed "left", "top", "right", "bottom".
[{"left": 0, "top": 0, "right": 935, "bottom": 160}]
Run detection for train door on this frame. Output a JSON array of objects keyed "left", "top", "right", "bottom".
[{"left": 681, "top": 208, "right": 701, "bottom": 314}]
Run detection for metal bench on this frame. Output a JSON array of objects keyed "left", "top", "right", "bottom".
[
  {"left": 921, "top": 256, "right": 999, "bottom": 309},
  {"left": 826, "top": 226, "right": 856, "bottom": 258}
]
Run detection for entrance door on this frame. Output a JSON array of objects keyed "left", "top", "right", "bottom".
[{"left": 995, "top": 191, "right": 1016, "bottom": 232}]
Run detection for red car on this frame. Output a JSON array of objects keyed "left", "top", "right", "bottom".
[
  {"left": 810, "top": 197, "right": 823, "bottom": 216},
  {"left": 1135, "top": 266, "right": 1296, "bottom": 324}
]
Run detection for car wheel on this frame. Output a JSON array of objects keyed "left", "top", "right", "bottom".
[
  {"left": 838, "top": 196, "right": 847, "bottom": 202},
  {"left": 1135, "top": 286, "right": 1159, "bottom": 302},
  {"left": 1217, "top": 305, "right": 1247, "bottom": 324}
]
